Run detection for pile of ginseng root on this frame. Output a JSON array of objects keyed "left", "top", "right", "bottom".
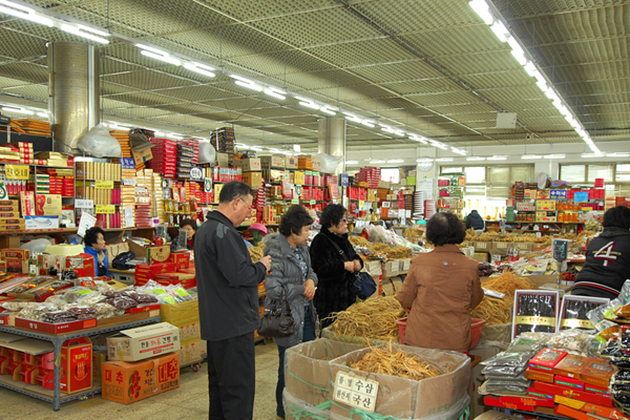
[
  {"left": 349, "top": 344, "right": 445, "bottom": 381},
  {"left": 328, "top": 296, "right": 406, "bottom": 341},
  {"left": 471, "top": 272, "right": 538, "bottom": 325}
]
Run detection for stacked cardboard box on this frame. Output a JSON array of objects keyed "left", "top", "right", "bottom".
[
  {"left": 109, "top": 130, "right": 132, "bottom": 158},
  {"left": 211, "top": 127, "right": 235, "bottom": 164},
  {"left": 149, "top": 138, "right": 177, "bottom": 178},
  {"left": 160, "top": 300, "right": 204, "bottom": 366}
]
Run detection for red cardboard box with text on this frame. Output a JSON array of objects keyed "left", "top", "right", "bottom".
[
  {"left": 102, "top": 352, "right": 179, "bottom": 404},
  {"left": 60, "top": 337, "right": 93, "bottom": 393}
]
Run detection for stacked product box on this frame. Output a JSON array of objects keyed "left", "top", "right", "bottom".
[
  {"left": 160, "top": 300, "right": 204, "bottom": 366},
  {"left": 176, "top": 143, "right": 195, "bottom": 179},
  {"left": 211, "top": 127, "right": 235, "bottom": 164},
  {"left": 149, "top": 138, "right": 177, "bottom": 178}
]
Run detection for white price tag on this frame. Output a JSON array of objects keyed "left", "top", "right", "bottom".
[
  {"left": 332, "top": 371, "right": 378, "bottom": 413},
  {"left": 75, "top": 199, "right": 94, "bottom": 209},
  {"left": 122, "top": 178, "right": 137, "bottom": 186},
  {"left": 135, "top": 186, "right": 147, "bottom": 194},
  {"left": 382, "top": 201, "right": 391, "bottom": 208}
]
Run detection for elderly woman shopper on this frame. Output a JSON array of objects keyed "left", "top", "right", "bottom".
[
  {"left": 310, "top": 204, "right": 363, "bottom": 330},
  {"left": 572, "top": 205, "right": 630, "bottom": 299},
  {"left": 263, "top": 205, "right": 318, "bottom": 419},
  {"left": 397, "top": 212, "right": 483, "bottom": 353}
]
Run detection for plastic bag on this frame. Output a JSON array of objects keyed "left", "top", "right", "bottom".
[
  {"left": 198, "top": 141, "right": 216, "bottom": 164},
  {"left": 78, "top": 123, "right": 122, "bottom": 158},
  {"left": 318, "top": 153, "right": 342, "bottom": 173}
]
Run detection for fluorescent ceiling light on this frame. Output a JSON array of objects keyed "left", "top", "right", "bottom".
[
  {"left": 543, "top": 154, "right": 566, "bottom": 159},
  {"left": 36, "top": 112, "right": 48, "bottom": 118},
  {"left": 320, "top": 107, "right": 336, "bottom": 116},
  {"left": 487, "top": 155, "right": 507, "bottom": 161},
  {"left": 77, "top": 24, "right": 109, "bottom": 37},
  {"left": 435, "top": 157, "right": 454, "bottom": 162},
  {"left": 507, "top": 37, "right": 527, "bottom": 65},
  {"left": 469, "top": 0, "right": 494, "bottom": 25},
  {"left": 2, "top": 106, "right": 34, "bottom": 115},
  {"left": 523, "top": 61, "right": 537, "bottom": 77},
  {"left": 430, "top": 141, "right": 449, "bottom": 150},
  {"left": 581, "top": 153, "right": 604, "bottom": 158},
  {"left": 184, "top": 63, "right": 216, "bottom": 78},
  {"left": 136, "top": 44, "right": 168, "bottom": 55},
  {"left": 0, "top": 1, "right": 53, "bottom": 26},
  {"left": 409, "top": 134, "right": 429, "bottom": 144},
  {"left": 345, "top": 160, "right": 359, "bottom": 165},
  {"left": 387, "top": 159, "right": 404, "bottom": 163},
  {"left": 380, "top": 124, "right": 395, "bottom": 133},
  {"left": 295, "top": 96, "right": 319, "bottom": 110},
  {"left": 606, "top": 152, "right": 630, "bottom": 158},
  {"left": 361, "top": 120, "right": 375, "bottom": 128},
  {"left": 451, "top": 147, "right": 467, "bottom": 155},
  {"left": 490, "top": 20, "right": 509, "bottom": 42},
  {"left": 140, "top": 50, "right": 181, "bottom": 66},
  {"left": 153, "top": 131, "right": 164, "bottom": 136},
  {"left": 230, "top": 75, "right": 263, "bottom": 91},
  {"left": 263, "top": 88, "right": 285, "bottom": 100},
  {"left": 343, "top": 113, "right": 362, "bottom": 123},
  {"left": 393, "top": 130, "right": 405, "bottom": 137},
  {"left": 521, "top": 155, "right": 542, "bottom": 160},
  {"left": 417, "top": 158, "right": 433, "bottom": 163},
  {"left": 282, "top": 151, "right": 293, "bottom": 155},
  {"left": 60, "top": 24, "right": 109, "bottom": 44},
  {"left": 467, "top": 156, "right": 486, "bottom": 161},
  {"left": 370, "top": 159, "right": 385, "bottom": 164}
]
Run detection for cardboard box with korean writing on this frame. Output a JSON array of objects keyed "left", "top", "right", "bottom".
[
  {"left": 329, "top": 345, "right": 470, "bottom": 419},
  {"left": 60, "top": 337, "right": 93, "bottom": 393},
  {"left": 107, "top": 322, "right": 180, "bottom": 362},
  {"left": 102, "top": 352, "right": 179, "bottom": 404}
]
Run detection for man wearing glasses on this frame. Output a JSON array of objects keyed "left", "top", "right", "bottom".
[{"left": 195, "top": 181, "right": 272, "bottom": 420}]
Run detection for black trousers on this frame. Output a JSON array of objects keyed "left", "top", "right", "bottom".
[{"left": 207, "top": 332, "right": 256, "bottom": 420}]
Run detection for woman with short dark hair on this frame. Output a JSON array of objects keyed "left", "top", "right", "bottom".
[
  {"left": 83, "top": 226, "right": 110, "bottom": 277},
  {"left": 263, "top": 205, "right": 317, "bottom": 418},
  {"left": 397, "top": 212, "right": 483, "bottom": 352},
  {"left": 310, "top": 204, "right": 363, "bottom": 331},
  {"left": 572, "top": 205, "right": 630, "bottom": 298}
]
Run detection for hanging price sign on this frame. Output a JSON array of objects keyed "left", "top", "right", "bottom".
[
  {"left": 75, "top": 199, "right": 94, "bottom": 209},
  {"left": 0, "top": 183, "right": 7, "bottom": 200},
  {"left": 5, "top": 164, "right": 29, "bottom": 180},
  {"left": 204, "top": 178, "right": 213, "bottom": 192},
  {"left": 95, "top": 204, "right": 116, "bottom": 214},
  {"left": 95, "top": 180, "right": 114, "bottom": 189}
]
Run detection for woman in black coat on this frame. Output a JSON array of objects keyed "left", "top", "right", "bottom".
[{"left": 310, "top": 204, "right": 364, "bottom": 330}]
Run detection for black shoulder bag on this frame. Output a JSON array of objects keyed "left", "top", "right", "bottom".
[
  {"left": 258, "top": 285, "right": 295, "bottom": 338},
  {"left": 323, "top": 236, "right": 377, "bottom": 300}
]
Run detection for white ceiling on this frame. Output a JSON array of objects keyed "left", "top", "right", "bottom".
[{"left": 0, "top": 0, "right": 628, "bottom": 154}]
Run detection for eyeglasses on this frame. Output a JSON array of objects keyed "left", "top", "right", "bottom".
[{"left": 239, "top": 197, "right": 253, "bottom": 211}]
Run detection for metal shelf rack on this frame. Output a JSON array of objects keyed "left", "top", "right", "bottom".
[{"left": 0, "top": 316, "right": 161, "bottom": 411}]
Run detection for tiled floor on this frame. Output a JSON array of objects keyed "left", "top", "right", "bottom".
[{"left": 2, "top": 341, "right": 280, "bottom": 420}]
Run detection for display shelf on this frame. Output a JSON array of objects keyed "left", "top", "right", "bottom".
[
  {"left": 0, "top": 376, "right": 101, "bottom": 405},
  {"left": 0, "top": 315, "right": 161, "bottom": 411}
]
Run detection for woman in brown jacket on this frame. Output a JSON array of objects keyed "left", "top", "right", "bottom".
[{"left": 397, "top": 212, "right": 483, "bottom": 353}]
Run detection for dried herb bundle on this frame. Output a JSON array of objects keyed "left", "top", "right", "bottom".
[
  {"left": 329, "top": 296, "right": 406, "bottom": 341},
  {"left": 349, "top": 346, "right": 444, "bottom": 381}
]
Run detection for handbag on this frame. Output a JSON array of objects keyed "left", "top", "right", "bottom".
[
  {"left": 258, "top": 285, "right": 295, "bottom": 338},
  {"left": 324, "top": 236, "right": 377, "bottom": 300}
]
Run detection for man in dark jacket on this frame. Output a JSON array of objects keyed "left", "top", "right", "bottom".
[
  {"left": 572, "top": 206, "right": 630, "bottom": 299},
  {"left": 194, "top": 181, "right": 272, "bottom": 420},
  {"left": 465, "top": 209, "right": 485, "bottom": 231}
]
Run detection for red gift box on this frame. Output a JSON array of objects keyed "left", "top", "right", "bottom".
[
  {"left": 529, "top": 348, "right": 567, "bottom": 372},
  {"left": 532, "top": 380, "right": 613, "bottom": 407}
]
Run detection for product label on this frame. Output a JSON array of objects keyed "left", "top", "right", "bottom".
[
  {"left": 95, "top": 204, "right": 116, "bottom": 214},
  {"left": 515, "top": 316, "right": 556, "bottom": 327},
  {"left": 5, "top": 164, "right": 29, "bottom": 180},
  {"left": 561, "top": 319, "right": 593, "bottom": 329},
  {"left": 96, "top": 180, "right": 114, "bottom": 189},
  {"left": 333, "top": 371, "right": 378, "bottom": 413},
  {"left": 75, "top": 199, "right": 94, "bottom": 209},
  {"left": 120, "top": 158, "right": 135, "bottom": 170}
]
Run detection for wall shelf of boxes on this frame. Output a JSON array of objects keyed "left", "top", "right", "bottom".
[{"left": 437, "top": 173, "right": 465, "bottom": 218}]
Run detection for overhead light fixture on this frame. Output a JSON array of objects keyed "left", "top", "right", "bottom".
[
  {"left": 295, "top": 96, "right": 319, "bottom": 110},
  {"left": 409, "top": 134, "right": 429, "bottom": 144},
  {"left": 169, "top": 134, "right": 183, "bottom": 140},
  {"left": 342, "top": 112, "right": 362, "bottom": 123},
  {"left": 2, "top": 106, "right": 34, "bottom": 115},
  {"left": 387, "top": 159, "right": 404, "bottom": 163},
  {"left": 36, "top": 111, "right": 48, "bottom": 118},
  {"left": 606, "top": 152, "right": 630, "bottom": 158},
  {"left": 466, "top": 156, "right": 486, "bottom": 161},
  {"left": 469, "top": 0, "right": 494, "bottom": 25},
  {"left": 523, "top": 61, "right": 537, "bottom": 77},
  {"left": 393, "top": 130, "right": 405, "bottom": 137},
  {"left": 345, "top": 160, "right": 359, "bottom": 165},
  {"left": 361, "top": 120, "right": 375, "bottom": 128},
  {"left": 489, "top": 20, "right": 509, "bottom": 43},
  {"left": 521, "top": 155, "right": 542, "bottom": 160},
  {"left": 230, "top": 75, "right": 263, "bottom": 92},
  {"left": 380, "top": 124, "right": 395, "bottom": 133},
  {"left": 543, "top": 154, "right": 566, "bottom": 159},
  {"left": 581, "top": 153, "right": 604, "bottom": 158},
  {"left": 140, "top": 50, "right": 181, "bottom": 66},
  {"left": 250, "top": 146, "right": 263, "bottom": 151},
  {"left": 60, "top": 23, "right": 109, "bottom": 44},
  {"left": 451, "top": 147, "right": 467, "bottom": 156},
  {"left": 370, "top": 159, "right": 386, "bottom": 164},
  {"left": 320, "top": 106, "right": 336, "bottom": 116},
  {"left": 435, "top": 157, "right": 454, "bottom": 162},
  {"left": 282, "top": 151, "right": 293, "bottom": 155},
  {"left": 417, "top": 158, "right": 434, "bottom": 163},
  {"left": 153, "top": 131, "right": 164, "bottom": 137},
  {"left": 263, "top": 87, "right": 285, "bottom": 100},
  {"left": 184, "top": 62, "right": 216, "bottom": 78},
  {"left": 487, "top": 155, "right": 507, "bottom": 161},
  {"left": 0, "top": 1, "right": 53, "bottom": 26},
  {"left": 430, "top": 141, "right": 449, "bottom": 150}
]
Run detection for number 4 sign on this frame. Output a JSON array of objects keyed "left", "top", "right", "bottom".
[{"left": 333, "top": 370, "right": 378, "bottom": 413}]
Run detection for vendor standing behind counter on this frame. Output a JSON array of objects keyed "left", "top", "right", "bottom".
[
  {"left": 397, "top": 212, "right": 483, "bottom": 353},
  {"left": 83, "top": 226, "right": 110, "bottom": 277},
  {"left": 572, "top": 205, "right": 630, "bottom": 299}
]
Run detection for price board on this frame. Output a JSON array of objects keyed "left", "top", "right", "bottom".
[
  {"left": 120, "top": 158, "right": 135, "bottom": 170},
  {"left": 5, "top": 164, "right": 29, "bottom": 180},
  {"left": 95, "top": 204, "right": 116, "bottom": 214},
  {"left": 75, "top": 199, "right": 94, "bottom": 209},
  {"left": 333, "top": 371, "right": 378, "bottom": 413},
  {"left": 95, "top": 180, "right": 114, "bottom": 189}
]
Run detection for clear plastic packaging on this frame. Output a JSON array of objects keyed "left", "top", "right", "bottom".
[{"left": 546, "top": 329, "right": 599, "bottom": 357}]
